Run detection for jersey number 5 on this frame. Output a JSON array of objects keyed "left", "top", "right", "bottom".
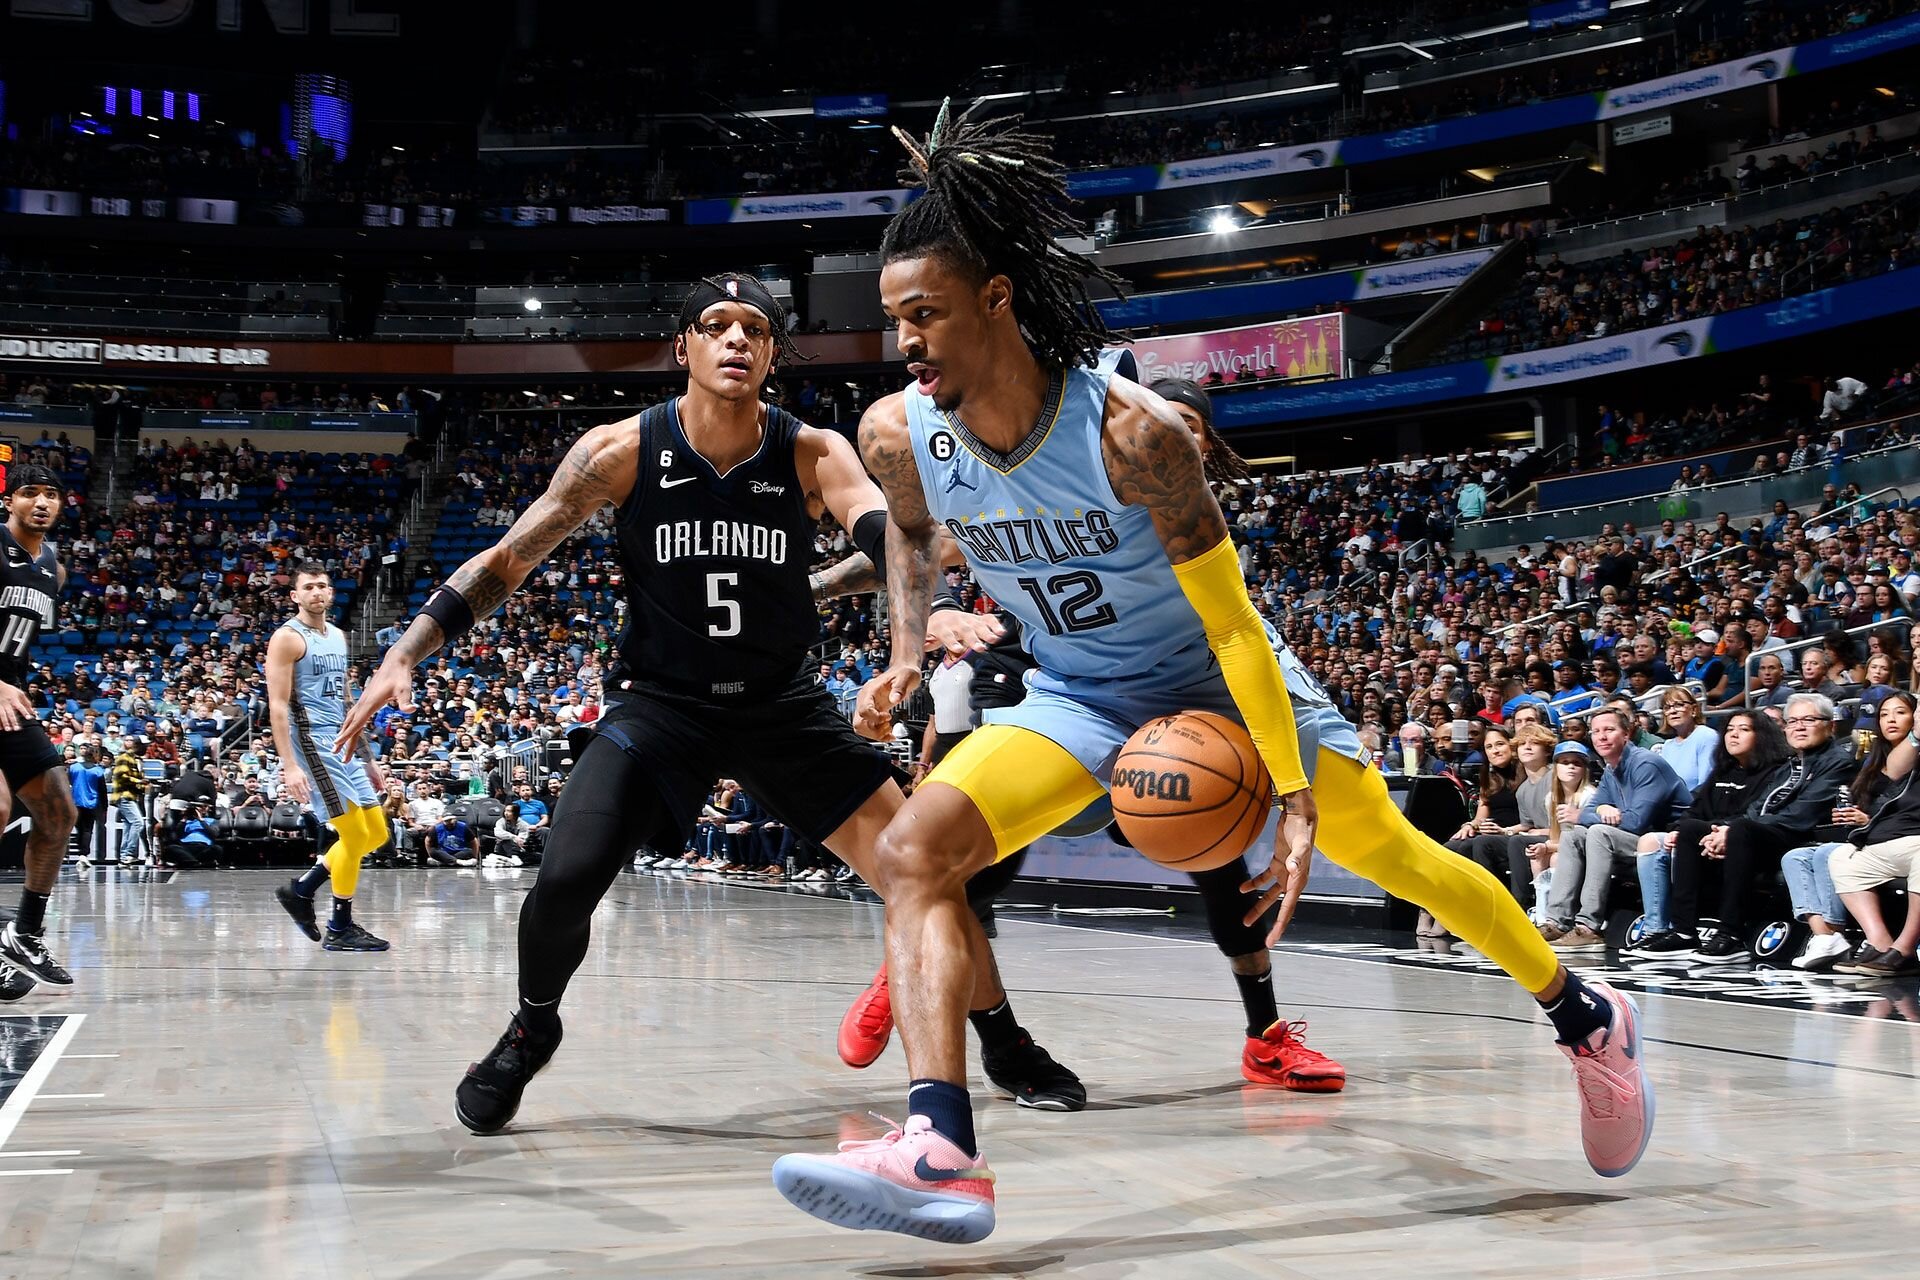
[{"left": 706, "top": 572, "right": 742, "bottom": 638}]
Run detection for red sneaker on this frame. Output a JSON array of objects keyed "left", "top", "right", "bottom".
[
  {"left": 837, "top": 966, "right": 893, "bottom": 1068},
  {"left": 1241, "top": 1019, "right": 1346, "bottom": 1092}
]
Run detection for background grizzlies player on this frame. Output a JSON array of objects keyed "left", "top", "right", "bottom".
[
  {"left": 270, "top": 562, "right": 391, "bottom": 952},
  {"left": 774, "top": 102, "right": 1653, "bottom": 1245},
  {"left": 0, "top": 464, "right": 79, "bottom": 994}
]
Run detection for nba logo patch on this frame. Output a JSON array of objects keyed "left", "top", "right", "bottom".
[{"left": 725, "top": 279, "right": 740, "bottom": 297}]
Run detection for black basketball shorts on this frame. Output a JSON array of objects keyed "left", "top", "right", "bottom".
[
  {"left": 0, "top": 718, "right": 64, "bottom": 793},
  {"left": 589, "top": 672, "right": 899, "bottom": 848}
]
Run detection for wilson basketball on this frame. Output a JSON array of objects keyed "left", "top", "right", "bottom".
[{"left": 1110, "top": 711, "right": 1273, "bottom": 872}]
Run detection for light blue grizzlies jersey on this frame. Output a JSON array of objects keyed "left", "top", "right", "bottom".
[
  {"left": 904, "top": 358, "right": 1217, "bottom": 692},
  {"left": 283, "top": 617, "right": 350, "bottom": 733}
]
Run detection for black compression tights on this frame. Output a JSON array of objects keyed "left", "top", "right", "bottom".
[
  {"left": 518, "top": 735, "right": 668, "bottom": 1008},
  {"left": 1187, "top": 855, "right": 1272, "bottom": 960}
]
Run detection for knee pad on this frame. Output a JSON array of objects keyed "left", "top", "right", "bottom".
[{"left": 1187, "top": 857, "right": 1268, "bottom": 957}]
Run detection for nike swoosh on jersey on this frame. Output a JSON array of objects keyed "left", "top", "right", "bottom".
[
  {"left": 658, "top": 475, "right": 697, "bottom": 489},
  {"left": 913, "top": 1153, "right": 985, "bottom": 1183}
]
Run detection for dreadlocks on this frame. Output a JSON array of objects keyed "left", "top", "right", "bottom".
[
  {"left": 676, "top": 272, "right": 807, "bottom": 371},
  {"left": 884, "top": 99, "right": 1127, "bottom": 372},
  {"left": 1149, "top": 378, "right": 1252, "bottom": 484}
]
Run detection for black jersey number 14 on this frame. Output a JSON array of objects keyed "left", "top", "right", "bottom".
[{"left": 0, "top": 614, "right": 35, "bottom": 661}]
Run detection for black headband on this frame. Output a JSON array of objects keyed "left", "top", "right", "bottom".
[
  {"left": 1149, "top": 378, "right": 1213, "bottom": 426},
  {"left": 677, "top": 274, "right": 786, "bottom": 335},
  {"left": 5, "top": 463, "right": 63, "bottom": 497}
]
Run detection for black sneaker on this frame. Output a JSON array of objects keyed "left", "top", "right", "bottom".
[
  {"left": 1834, "top": 942, "right": 1890, "bottom": 975},
  {"left": 0, "top": 966, "right": 33, "bottom": 1002},
  {"left": 1693, "top": 931, "right": 1747, "bottom": 962},
  {"left": 275, "top": 884, "right": 322, "bottom": 942},
  {"left": 1849, "top": 947, "right": 1920, "bottom": 978},
  {"left": 455, "top": 1013, "right": 563, "bottom": 1135},
  {"left": 981, "top": 1034, "right": 1087, "bottom": 1112},
  {"left": 322, "top": 923, "right": 391, "bottom": 952},
  {"left": 1623, "top": 930, "right": 1697, "bottom": 958},
  {"left": 0, "top": 922, "right": 72, "bottom": 985}
]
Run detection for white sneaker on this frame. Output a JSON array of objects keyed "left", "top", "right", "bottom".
[{"left": 1792, "top": 932, "right": 1852, "bottom": 971}]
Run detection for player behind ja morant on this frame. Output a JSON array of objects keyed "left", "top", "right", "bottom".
[
  {"left": 270, "top": 562, "right": 391, "bottom": 952},
  {"left": 335, "top": 272, "right": 1073, "bottom": 1136},
  {"left": 0, "top": 464, "right": 79, "bottom": 995},
  {"left": 773, "top": 103, "right": 1653, "bottom": 1245}
]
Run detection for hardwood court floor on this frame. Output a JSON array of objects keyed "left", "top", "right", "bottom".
[{"left": 0, "top": 868, "right": 1915, "bottom": 1279}]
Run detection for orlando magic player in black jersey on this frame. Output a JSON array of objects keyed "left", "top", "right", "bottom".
[
  {"left": 0, "top": 465, "right": 80, "bottom": 994},
  {"left": 338, "top": 274, "right": 1078, "bottom": 1135}
]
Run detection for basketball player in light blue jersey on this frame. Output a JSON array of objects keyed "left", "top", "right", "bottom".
[
  {"left": 269, "top": 561, "right": 390, "bottom": 952},
  {"left": 776, "top": 102, "right": 1652, "bottom": 1245}
]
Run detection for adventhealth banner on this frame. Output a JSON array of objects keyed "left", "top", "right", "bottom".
[
  {"left": 1128, "top": 315, "right": 1342, "bottom": 385},
  {"left": 1099, "top": 246, "right": 1492, "bottom": 329},
  {"left": 684, "top": 188, "right": 912, "bottom": 224},
  {"left": 1212, "top": 266, "right": 1920, "bottom": 425}
]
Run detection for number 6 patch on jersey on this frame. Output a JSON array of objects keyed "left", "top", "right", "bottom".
[{"left": 928, "top": 429, "right": 956, "bottom": 462}]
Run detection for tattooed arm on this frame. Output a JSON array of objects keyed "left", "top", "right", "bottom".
[
  {"left": 333, "top": 422, "right": 635, "bottom": 753},
  {"left": 811, "top": 553, "right": 885, "bottom": 602},
  {"left": 1104, "top": 378, "right": 1317, "bottom": 943},
  {"left": 848, "top": 393, "right": 940, "bottom": 741}
]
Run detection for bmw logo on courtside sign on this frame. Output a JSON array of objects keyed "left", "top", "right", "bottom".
[{"left": 1755, "top": 921, "right": 1791, "bottom": 958}]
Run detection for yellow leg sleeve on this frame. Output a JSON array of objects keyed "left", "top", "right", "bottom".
[
  {"left": 324, "top": 805, "right": 387, "bottom": 899},
  {"left": 1311, "top": 751, "right": 1561, "bottom": 994},
  {"left": 923, "top": 724, "right": 1106, "bottom": 862}
]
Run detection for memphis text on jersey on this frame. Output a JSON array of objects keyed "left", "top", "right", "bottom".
[
  {"left": 943, "top": 509, "right": 1119, "bottom": 567},
  {"left": 654, "top": 520, "right": 789, "bottom": 565}
]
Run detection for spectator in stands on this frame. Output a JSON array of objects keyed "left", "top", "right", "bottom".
[
  {"left": 1829, "top": 717, "right": 1920, "bottom": 976},
  {"left": 1661, "top": 693, "right": 1857, "bottom": 960},
  {"left": 1820, "top": 374, "right": 1869, "bottom": 421},
  {"left": 1798, "top": 648, "right": 1847, "bottom": 702},
  {"left": 1630, "top": 710, "right": 1791, "bottom": 952},
  {"left": 110, "top": 743, "right": 148, "bottom": 867},
  {"left": 431, "top": 812, "right": 475, "bottom": 867},
  {"left": 160, "top": 802, "right": 219, "bottom": 870},
  {"left": 489, "top": 803, "right": 533, "bottom": 866},
  {"left": 1526, "top": 741, "right": 1599, "bottom": 924},
  {"left": 1389, "top": 721, "right": 1448, "bottom": 776},
  {"left": 1541, "top": 707, "right": 1692, "bottom": 950},
  {"left": 1783, "top": 691, "right": 1917, "bottom": 970},
  {"left": 1746, "top": 651, "right": 1793, "bottom": 709},
  {"left": 1445, "top": 726, "right": 1530, "bottom": 907},
  {"left": 1658, "top": 687, "right": 1719, "bottom": 791},
  {"left": 67, "top": 743, "right": 107, "bottom": 866},
  {"left": 1500, "top": 724, "right": 1559, "bottom": 911}
]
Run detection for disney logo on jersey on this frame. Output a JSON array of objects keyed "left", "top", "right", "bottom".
[
  {"left": 944, "top": 509, "right": 1119, "bottom": 568},
  {"left": 749, "top": 480, "right": 787, "bottom": 497}
]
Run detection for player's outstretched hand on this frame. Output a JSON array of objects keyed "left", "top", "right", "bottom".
[
  {"left": 852, "top": 665, "right": 921, "bottom": 742},
  {"left": 924, "top": 610, "right": 1005, "bottom": 657},
  {"left": 283, "top": 767, "right": 312, "bottom": 807},
  {"left": 0, "top": 682, "right": 34, "bottom": 732},
  {"left": 1241, "top": 786, "right": 1317, "bottom": 946},
  {"left": 334, "top": 661, "right": 416, "bottom": 759}
]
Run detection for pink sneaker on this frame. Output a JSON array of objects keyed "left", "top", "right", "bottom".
[
  {"left": 773, "top": 1114, "right": 996, "bottom": 1244},
  {"left": 1559, "top": 981, "right": 1655, "bottom": 1177}
]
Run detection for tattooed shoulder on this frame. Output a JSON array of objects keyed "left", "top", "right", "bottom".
[
  {"left": 856, "top": 392, "right": 930, "bottom": 529},
  {"left": 1101, "top": 379, "right": 1228, "bottom": 565}
]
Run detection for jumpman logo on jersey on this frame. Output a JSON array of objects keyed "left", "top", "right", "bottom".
[{"left": 944, "top": 468, "right": 977, "bottom": 495}]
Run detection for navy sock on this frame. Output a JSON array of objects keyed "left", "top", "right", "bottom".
[
  {"left": 908, "top": 1078, "right": 977, "bottom": 1158},
  {"left": 15, "top": 889, "right": 49, "bottom": 936},
  {"left": 329, "top": 897, "right": 353, "bottom": 932},
  {"left": 293, "top": 863, "right": 330, "bottom": 898},
  {"left": 968, "top": 998, "right": 1024, "bottom": 1053},
  {"left": 1539, "top": 969, "right": 1610, "bottom": 1045},
  {"left": 1233, "top": 967, "right": 1280, "bottom": 1039}
]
